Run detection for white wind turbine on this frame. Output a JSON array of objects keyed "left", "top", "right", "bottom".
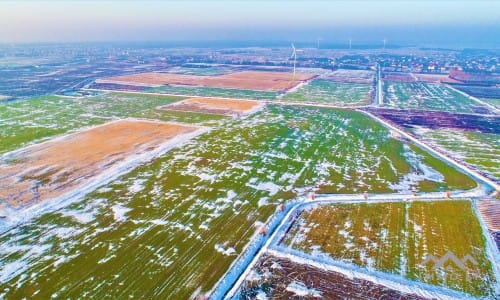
[{"left": 290, "top": 43, "right": 303, "bottom": 81}]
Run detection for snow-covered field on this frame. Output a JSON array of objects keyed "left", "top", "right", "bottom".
[
  {"left": 280, "top": 79, "right": 372, "bottom": 106},
  {"left": 382, "top": 81, "right": 492, "bottom": 113},
  {"left": 0, "top": 104, "right": 474, "bottom": 299},
  {"left": 280, "top": 200, "right": 497, "bottom": 297},
  {"left": 412, "top": 127, "right": 499, "bottom": 181}
]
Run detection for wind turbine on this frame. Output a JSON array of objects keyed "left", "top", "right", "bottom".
[
  {"left": 383, "top": 37, "right": 387, "bottom": 49},
  {"left": 349, "top": 37, "right": 352, "bottom": 50},
  {"left": 317, "top": 37, "right": 323, "bottom": 49},
  {"left": 290, "top": 43, "right": 303, "bottom": 81}
]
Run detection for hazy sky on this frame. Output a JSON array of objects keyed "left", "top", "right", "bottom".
[{"left": 0, "top": 0, "right": 499, "bottom": 46}]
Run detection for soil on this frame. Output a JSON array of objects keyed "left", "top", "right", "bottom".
[
  {"left": 0, "top": 120, "right": 199, "bottom": 208},
  {"left": 240, "top": 255, "right": 429, "bottom": 299},
  {"left": 97, "top": 71, "right": 316, "bottom": 92},
  {"left": 478, "top": 200, "right": 500, "bottom": 231},
  {"left": 160, "top": 97, "right": 263, "bottom": 116}
]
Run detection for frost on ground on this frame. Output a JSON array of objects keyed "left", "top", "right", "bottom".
[
  {"left": 383, "top": 81, "right": 490, "bottom": 113},
  {"left": 411, "top": 126, "right": 499, "bottom": 180},
  {"left": 281, "top": 79, "right": 372, "bottom": 106},
  {"left": 281, "top": 201, "right": 496, "bottom": 297},
  {"left": 0, "top": 105, "right": 475, "bottom": 299},
  {"left": 389, "top": 144, "right": 445, "bottom": 192}
]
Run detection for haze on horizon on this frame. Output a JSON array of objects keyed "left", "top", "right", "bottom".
[{"left": 0, "top": 0, "right": 499, "bottom": 48}]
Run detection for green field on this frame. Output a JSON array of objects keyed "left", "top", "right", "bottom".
[
  {"left": 280, "top": 79, "right": 372, "bottom": 106},
  {"left": 412, "top": 127, "right": 500, "bottom": 180},
  {"left": 480, "top": 98, "right": 500, "bottom": 110},
  {"left": 383, "top": 81, "right": 490, "bottom": 113},
  {"left": 0, "top": 105, "right": 476, "bottom": 299},
  {"left": 146, "top": 85, "right": 278, "bottom": 100},
  {"left": 0, "top": 92, "right": 226, "bottom": 154},
  {"left": 283, "top": 201, "right": 496, "bottom": 297}
]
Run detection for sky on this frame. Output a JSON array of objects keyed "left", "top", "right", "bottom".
[{"left": 0, "top": 0, "right": 499, "bottom": 47}]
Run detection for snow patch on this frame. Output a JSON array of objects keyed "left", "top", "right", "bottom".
[
  {"left": 214, "top": 244, "right": 237, "bottom": 256},
  {"left": 111, "top": 204, "right": 131, "bottom": 222},
  {"left": 285, "top": 281, "right": 322, "bottom": 297}
]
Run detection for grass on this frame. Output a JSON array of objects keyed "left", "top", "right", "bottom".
[
  {"left": 406, "top": 201, "right": 495, "bottom": 296},
  {"left": 146, "top": 85, "right": 278, "bottom": 100},
  {"left": 280, "top": 79, "right": 372, "bottom": 106},
  {"left": 0, "top": 92, "right": 226, "bottom": 154},
  {"left": 284, "top": 202, "right": 405, "bottom": 273},
  {"left": 382, "top": 81, "right": 489, "bottom": 113},
  {"left": 0, "top": 105, "right": 476, "bottom": 299},
  {"left": 411, "top": 128, "right": 500, "bottom": 180},
  {"left": 409, "top": 144, "right": 478, "bottom": 191},
  {"left": 479, "top": 98, "right": 500, "bottom": 110},
  {"left": 283, "top": 200, "right": 496, "bottom": 297}
]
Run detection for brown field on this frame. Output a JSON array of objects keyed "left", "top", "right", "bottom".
[
  {"left": 0, "top": 120, "right": 200, "bottom": 208},
  {"left": 383, "top": 74, "right": 416, "bottom": 82},
  {"left": 160, "top": 97, "right": 263, "bottom": 116},
  {"left": 413, "top": 73, "right": 462, "bottom": 83},
  {"left": 478, "top": 200, "right": 500, "bottom": 231},
  {"left": 97, "top": 71, "right": 316, "bottom": 91},
  {"left": 240, "top": 255, "right": 428, "bottom": 299},
  {"left": 383, "top": 73, "right": 462, "bottom": 83}
]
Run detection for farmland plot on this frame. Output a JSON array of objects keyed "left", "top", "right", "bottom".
[
  {"left": 99, "top": 71, "right": 315, "bottom": 92},
  {"left": 0, "top": 106, "right": 474, "bottom": 299},
  {"left": 0, "top": 92, "right": 224, "bottom": 154},
  {"left": 239, "top": 255, "right": 427, "bottom": 299},
  {"left": 321, "top": 69, "right": 374, "bottom": 84},
  {"left": 281, "top": 79, "right": 372, "bottom": 106},
  {"left": 412, "top": 127, "right": 500, "bottom": 180},
  {"left": 383, "top": 81, "right": 491, "bottom": 113},
  {"left": 480, "top": 98, "right": 500, "bottom": 110},
  {"left": 147, "top": 84, "right": 279, "bottom": 100},
  {"left": 282, "top": 201, "right": 496, "bottom": 297},
  {"left": 160, "top": 97, "right": 263, "bottom": 116}
]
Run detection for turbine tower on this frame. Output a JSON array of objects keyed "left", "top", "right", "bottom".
[
  {"left": 290, "top": 43, "right": 300, "bottom": 81},
  {"left": 290, "top": 44, "right": 304, "bottom": 81},
  {"left": 349, "top": 37, "right": 352, "bottom": 50},
  {"left": 383, "top": 38, "right": 387, "bottom": 49},
  {"left": 317, "top": 37, "right": 323, "bottom": 49}
]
